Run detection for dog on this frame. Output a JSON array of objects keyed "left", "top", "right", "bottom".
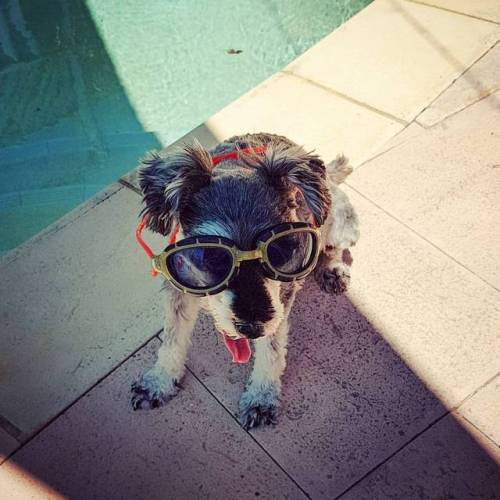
[{"left": 131, "top": 133, "right": 360, "bottom": 429}]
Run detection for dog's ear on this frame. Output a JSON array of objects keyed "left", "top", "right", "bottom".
[
  {"left": 138, "top": 143, "right": 212, "bottom": 235},
  {"left": 247, "top": 143, "right": 332, "bottom": 226}
]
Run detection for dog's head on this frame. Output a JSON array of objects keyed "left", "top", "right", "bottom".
[{"left": 138, "top": 138, "right": 331, "bottom": 340}]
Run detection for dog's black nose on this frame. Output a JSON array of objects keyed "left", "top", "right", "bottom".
[{"left": 235, "top": 322, "right": 263, "bottom": 339}]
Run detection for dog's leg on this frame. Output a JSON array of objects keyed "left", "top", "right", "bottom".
[
  {"left": 239, "top": 319, "right": 289, "bottom": 429},
  {"left": 239, "top": 284, "right": 298, "bottom": 430},
  {"left": 131, "top": 287, "right": 199, "bottom": 410},
  {"left": 315, "top": 182, "right": 359, "bottom": 294}
]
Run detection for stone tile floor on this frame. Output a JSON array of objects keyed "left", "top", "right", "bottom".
[{"left": 1, "top": 1, "right": 499, "bottom": 499}]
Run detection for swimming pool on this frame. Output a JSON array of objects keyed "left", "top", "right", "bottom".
[{"left": 0, "top": 0, "right": 372, "bottom": 254}]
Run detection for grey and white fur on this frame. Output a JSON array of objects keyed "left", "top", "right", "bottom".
[{"left": 131, "top": 133, "right": 359, "bottom": 429}]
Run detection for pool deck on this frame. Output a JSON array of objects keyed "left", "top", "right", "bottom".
[{"left": 1, "top": 0, "right": 500, "bottom": 498}]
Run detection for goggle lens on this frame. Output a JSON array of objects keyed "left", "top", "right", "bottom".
[
  {"left": 166, "top": 246, "right": 233, "bottom": 290},
  {"left": 267, "top": 230, "right": 315, "bottom": 275}
]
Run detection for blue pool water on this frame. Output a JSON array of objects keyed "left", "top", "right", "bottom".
[{"left": 0, "top": 0, "right": 371, "bottom": 253}]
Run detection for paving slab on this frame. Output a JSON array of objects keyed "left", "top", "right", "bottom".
[
  {"left": 0, "top": 427, "right": 19, "bottom": 465},
  {"left": 348, "top": 92, "right": 500, "bottom": 290},
  {"left": 417, "top": 42, "right": 500, "bottom": 126},
  {"left": 344, "top": 188, "right": 500, "bottom": 403},
  {"left": 181, "top": 186, "right": 500, "bottom": 497},
  {"left": 286, "top": 0, "right": 500, "bottom": 122},
  {"left": 0, "top": 185, "right": 166, "bottom": 438},
  {"left": 458, "top": 375, "right": 500, "bottom": 446},
  {"left": 418, "top": 0, "right": 500, "bottom": 23},
  {"left": 205, "top": 71, "right": 403, "bottom": 166},
  {"left": 0, "top": 340, "right": 306, "bottom": 500},
  {"left": 341, "top": 413, "right": 500, "bottom": 499}
]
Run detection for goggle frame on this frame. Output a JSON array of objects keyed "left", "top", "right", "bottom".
[{"left": 152, "top": 222, "right": 321, "bottom": 296}]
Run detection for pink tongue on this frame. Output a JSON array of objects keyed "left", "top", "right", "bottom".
[{"left": 223, "top": 334, "right": 251, "bottom": 364}]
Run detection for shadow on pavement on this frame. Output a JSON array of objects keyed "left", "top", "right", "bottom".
[{"left": 1, "top": 279, "right": 498, "bottom": 499}]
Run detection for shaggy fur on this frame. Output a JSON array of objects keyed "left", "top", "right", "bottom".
[{"left": 131, "top": 133, "right": 359, "bottom": 429}]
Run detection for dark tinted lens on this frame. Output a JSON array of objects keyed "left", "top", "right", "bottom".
[
  {"left": 166, "top": 246, "right": 233, "bottom": 290},
  {"left": 267, "top": 231, "right": 315, "bottom": 274}
]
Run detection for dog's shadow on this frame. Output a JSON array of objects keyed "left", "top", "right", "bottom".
[
  {"left": 5, "top": 277, "right": 498, "bottom": 499},
  {"left": 190, "top": 275, "right": 437, "bottom": 429},
  {"left": 188, "top": 276, "right": 499, "bottom": 496}
]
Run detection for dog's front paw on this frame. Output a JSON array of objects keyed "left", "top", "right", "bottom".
[
  {"left": 239, "top": 386, "right": 279, "bottom": 430},
  {"left": 315, "top": 263, "right": 350, "bottom": 295},
  {"left": 131, "top": 367, "right": 179, "bottom": 410}
]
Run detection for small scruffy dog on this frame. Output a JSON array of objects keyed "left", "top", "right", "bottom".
[{"left": 131, "top": 133, "right": 359, "bottom": 429}]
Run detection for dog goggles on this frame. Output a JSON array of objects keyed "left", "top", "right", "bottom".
[{"left": 137, "top": 219, "right": 321, "bottom": 296}]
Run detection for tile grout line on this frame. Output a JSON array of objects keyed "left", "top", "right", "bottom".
[
  {"left": 280, "top": 70, "right": 409, "bottom": 126},
  {"left": 1, "top": 329, "right": 163, "bottom": 464},
  {"left": 405, "top": 0, "right": 500, "bottom": 26},
  {"left": 354, "top": 120, "right": 423, "bottom": 169},
  {"left": 333, "top": 410, "right": 451, "bottom": 499},
  {"left": 422, "top": 85, "right": 500, "bottom": 128},
  {"left": 414, "top": 39, "right": 500, "bottom": 129},
  {"left": 452, "top": 371, "right": 500, "bottom": 413},
  {"left": 459, "top": 415, "right": 500, "bottom": 450},
  {"left": 118, "top": 178, "right": 141, "bottom": 195},
  {"left": 181, "top": 360, "right": 312, "bottom": 499},
  {"left": 334, "top": 370, "right": 500, "bottom": 498},
  {"left": 344, "top": 183, "right": 500, "bottom": 294}
]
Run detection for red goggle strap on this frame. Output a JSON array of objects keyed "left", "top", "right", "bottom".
[
  {"left": 211, "top": 145, "right": 267, "bottom": 166},
  {"left": 135, "top": 213, "right": 179, "bottom": 277}
]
